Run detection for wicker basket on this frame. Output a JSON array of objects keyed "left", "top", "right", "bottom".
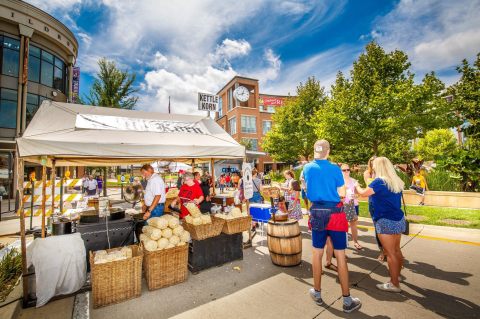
[
  {"left": 90, "top": 245, "right": 143, "bottom": 308},
  {"left": 222, "top": 215, "right": 252, "bottom": 234},
  {"left": 143, "top": 244, "right": 188, "bottom": 290},
  {"left": 183, "top": 216, "right": 225, "bottom": 240}
]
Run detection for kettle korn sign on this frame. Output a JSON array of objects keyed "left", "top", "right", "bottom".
[
  {"left": 198, "top": 92, "right": 219, "bottom": 112},
  {"left": 75, "top": 114, "right": 207, "bottom": 134}
]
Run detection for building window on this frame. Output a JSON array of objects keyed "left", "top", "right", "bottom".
[
  {"left": 28, "top": 45, "right": 41, "bottom": 83},
  {"left": 267, "top": 106, "right": 275, "bottom": 113},
  {"left": 40, "top": 50, "right": 54, "bottom": 87},
  {"left": 26, "top": 94, "right": 49, "bottom": 126},
  {"left": 1, "top": 36, "right": 20, "bottom": 77},
  {"left": 227, "top": 88, "right": 233, "bottom": 111},
  {"left": 228, "top": 117, "right": 237, "bottom": 135},
  {"left": 28, "top": 45, "right": 66, "bottom": 93},
  {"left": 263, "top": 120, "right": 272, "bottom": 135},
  {"left": 242, "top": 138, "right": 258, "bottom": 151},
  {"left": 241, "top": 115, "right": 256, "bottom": 133},
  {"left": 218, "top": 97, "right": 223, "bottom": 118},
  {"left": 0, "top": 88, "right": 18, "bottom": 129}
]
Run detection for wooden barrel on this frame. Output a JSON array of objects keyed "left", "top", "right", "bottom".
[{"left": 267, "top": 219, "right": 302, "bottom": 267}]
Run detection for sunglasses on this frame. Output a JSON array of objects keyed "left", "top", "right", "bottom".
[{"left": 342, "top": 169, "right": 350, "bottom": 172}]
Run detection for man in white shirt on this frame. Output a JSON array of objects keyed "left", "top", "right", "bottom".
[
  {"left": 141, "top": 164, "right": 166, "bottom": 220},
  {"left": 86, "top": 175, "right": 98, "bottom": 196}
]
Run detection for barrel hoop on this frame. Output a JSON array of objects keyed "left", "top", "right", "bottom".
[
  {"left": 268, "top": 220, "right": 298, "bottom": 226},
  {"left": 270, "top": 251, "right": 302, "bottom": 257},
  {"left": 267, "top": 233, "right": 302, "bottom": 239}
]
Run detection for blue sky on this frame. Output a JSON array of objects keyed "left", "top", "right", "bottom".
[{"left": 27, "top": 0, "right": 480, "bottom": 114}]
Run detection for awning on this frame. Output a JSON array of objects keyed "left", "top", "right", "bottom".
[{"left": 16, "top": 101, "right": 245, "bottom": 166}]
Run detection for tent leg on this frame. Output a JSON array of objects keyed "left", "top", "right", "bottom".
[
  {"left": 210, "top": 158, "right": 216, "bottom": 196},
  {"left": 103, "top": 167, "right": 107, "bottom": 197},
  {"left": 16, "top": 157, "right": 29, "bottom": 306},
  {"left": 41, "top": 164, "right": 46, "bottom": 238},
  {"left": 51, "top": 159, "right": 56, "bottom": 216}
]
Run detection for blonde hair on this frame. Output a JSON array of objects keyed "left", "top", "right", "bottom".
[{"left": 372, "top": 157, "right": 404, "bottom": 193}]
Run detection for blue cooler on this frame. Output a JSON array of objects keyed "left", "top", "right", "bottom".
[{"left": 249, "top": 203, "right": 272, "bottom": 223}]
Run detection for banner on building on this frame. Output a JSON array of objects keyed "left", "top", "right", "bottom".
[
  {"left": 259, "top": 97, "right": 284, "bottom": 106},
  {"left": 72, "top": 67, "right": 80, "bottom": 103}
]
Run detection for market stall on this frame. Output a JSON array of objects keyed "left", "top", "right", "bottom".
[{"left": 15, "top": 101, "right": 247, "bottom": 307}]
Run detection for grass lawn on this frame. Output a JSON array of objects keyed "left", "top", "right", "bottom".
[{"left": 357, "top": 201, "right": 480, "bottom": 229}]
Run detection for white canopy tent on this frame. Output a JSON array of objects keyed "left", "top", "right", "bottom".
[
  {"left": 15, "top": 101, "right": 245, "bottom": 306},
  {"left": 17, "top": 101, "right": 245, "bottom": 166}
]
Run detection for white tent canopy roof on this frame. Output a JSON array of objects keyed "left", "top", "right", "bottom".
[{"left": 17, "top": 101, "right": 245, "bottom": 166}]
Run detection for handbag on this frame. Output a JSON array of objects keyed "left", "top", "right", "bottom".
[
  {"left": 344, "top": 200, "right": 357, "bottom": 222},
  {"left": 401, "top": 194, "right": 410, "bottom": 235},
  {"left": 253, "top": 180, "right": 264, "bottom": 202}
]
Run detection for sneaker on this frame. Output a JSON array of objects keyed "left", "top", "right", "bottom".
[
  {"left": 343, "top": 297, "right": 362, "bottom": 313},
  {"left": 376, "top": 282, "right": 401, "bottom": 293},
  {"left": 309, "top": 288, "right": 323, "bottom": 305}
]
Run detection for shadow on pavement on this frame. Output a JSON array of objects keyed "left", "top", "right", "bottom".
[
  {"left": 403, "top": 261, "right": 472, "bottom": 286},
  {"left": 401, "top": 281, "right": 480, "bottom": 318}
]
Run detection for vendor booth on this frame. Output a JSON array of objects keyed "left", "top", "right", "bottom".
[{"left": 15, "top": 101, "right": 250, "bottom": 308}]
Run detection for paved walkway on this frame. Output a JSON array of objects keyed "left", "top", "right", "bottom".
[{"left": 14, "top": 217, "right": 480, "bottom": 319}]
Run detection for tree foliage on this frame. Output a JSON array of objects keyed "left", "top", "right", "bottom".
[
  {"left": 85, "top": 58, "right": 139, "bottom": 109},
  {"left": 441, "top": 54, "right": 480, "bottom": 191},
  {"left": 314, "top": 42, "right": 454, "bottom": 164},
  {"left": 414, "top": 129, "right": 457, "bottom": 161},
  {"left": 262, "top": 77, "right": 327, "bottom": 163}
]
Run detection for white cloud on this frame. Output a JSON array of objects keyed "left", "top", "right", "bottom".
[
  {"left": 214, "top": 39, "right": 251, "bottom": 60},
  {"left": 263, "top": 45, "right": 360, "bottom": 95},
  {"left": 374, "top": 0, "right": 480, "bottom": 76}
]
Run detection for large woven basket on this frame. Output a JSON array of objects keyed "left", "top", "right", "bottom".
[
  {"left": 142, "top": 244, "right": 188, "bottom": 290},
  {"left": 222, "top": 215, "right": 252, "bottom": 234},
  {"left": 90, "top": 245, "right": 143, "bottom": 308},
  {"left": 183, "top": 216, "right": 225, "bottom": 240}
]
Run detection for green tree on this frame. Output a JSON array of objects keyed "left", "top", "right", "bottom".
[
  {"left": 85, "top": 58, "right": 139, "bottom": 109},
  {"left": 414, "top": 129, "right": 457, "bottom": 161},
  {"left": 262, "top": 77, "right": 327, "bottom": 163},
  {"left": 441, "top": 53, "right": 480, "bottom": 191},
  {"left": 315, "top": 42, "right": 454, "bottom": 164},
  {"left": 240, "top": 139, "right": 253, "bottom": 151}
]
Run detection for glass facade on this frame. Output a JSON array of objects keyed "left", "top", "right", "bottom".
[
  {"left": 1, "top": 36, "right": 20, "bottom": 77},
  {"left": 26, "top": 93, "right": 49, "bottom": 125},
  {"left": 241, "top": 115, "right": 256, "bottom": 133},
  {"left": 0, "top": 88, "right": 18, "bottom": 129},
  {"left": 29, "top": 44, "right": 67, "bottom": 93},
  {"left": 0, "top": 152, "right": 13, "bottom": 199}
]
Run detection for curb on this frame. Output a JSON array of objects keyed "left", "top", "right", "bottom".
[{"left": 357, "top": 217, "right": 480, "bottom": 245}]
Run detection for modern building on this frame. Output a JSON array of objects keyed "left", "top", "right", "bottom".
[
  {"left": 215, "top": 76, "right": 289, "bottom": 173},
  {"left": 0, "top": 0, "right": 78, "bottom": 206}
]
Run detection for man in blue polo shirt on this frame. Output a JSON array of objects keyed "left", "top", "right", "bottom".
[{"left": 303, "top": 139, "right": 361, "bottom": 313}]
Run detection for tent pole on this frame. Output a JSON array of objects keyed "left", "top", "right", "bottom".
[
  {"left": 103, "top": 167, "right": 107, "bottom": 197},
  {"left": 16, "top": 156, "right": 29, "bottom": 306},
  {"left": 41, "top": 164, "right": 47, "bottom": 238},
  {"left": 51, "top": 159, "right": 56, "bottom": 217},
  {"left": 210, "top": 158, "right": 216, "bottom": 196},
  {"left": 243, "top": 157, "right": 252, "bottom": 249}
]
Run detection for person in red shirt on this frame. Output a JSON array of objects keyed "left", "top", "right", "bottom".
[
  {"left": 170, "top": 172, "right": 204, "bottom": 219},
  {"left": 225, "top": 174, "right": 231, "bottom": 188}
]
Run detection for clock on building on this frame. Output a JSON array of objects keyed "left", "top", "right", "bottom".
[{"left": 234, "top": 86, "right": 250, "bottom": 102}]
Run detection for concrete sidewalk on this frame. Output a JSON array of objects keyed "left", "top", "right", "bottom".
[{"left": 15, "top": 217, "right": 480, "bottom": 319}]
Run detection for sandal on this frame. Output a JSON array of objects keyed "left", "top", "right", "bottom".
[
  {"left": 324, "top": 263, "right": 338, "bottom": 272},
  {"left": 353, "top": 242, "right": 363, "bottom": 250}
]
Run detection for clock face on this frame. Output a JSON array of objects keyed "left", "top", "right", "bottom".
[{"left": 234, "top": 86, "right": 250, "bottom": 102}]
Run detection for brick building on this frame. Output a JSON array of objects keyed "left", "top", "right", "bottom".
[{"left": 215, "top": 76, "right": 289, "bottom": 173}]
